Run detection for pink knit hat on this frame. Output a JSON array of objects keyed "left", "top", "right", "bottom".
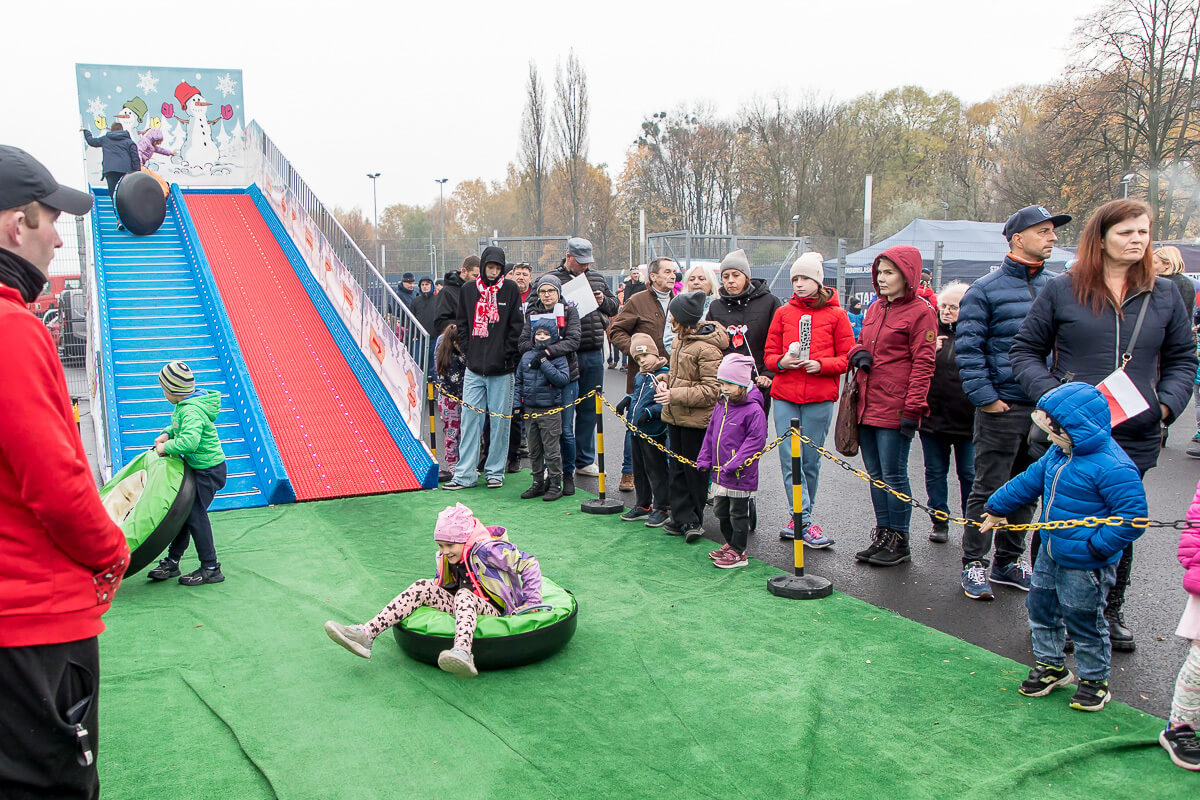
[
  {"left": 716, "top": 353, "right": 755, "bottom": 388},
  {"left": 434, "top": 503, "right": 476, "bottom": 543}
]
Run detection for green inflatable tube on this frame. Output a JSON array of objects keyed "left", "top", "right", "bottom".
[
  {"left": 99, "top": 450, "right": 196, "bottom": 575},
  {"left": 393, "top": 579, "right": 578, "bottom": 670}
]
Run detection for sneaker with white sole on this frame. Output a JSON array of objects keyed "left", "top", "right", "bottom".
[
  {"left": 620, "top": 505, "right": 651, "bottom": 522},
  {"left": 713, "top": 549, "right": 749, "bottom": 569},
  {"left": 1160, "top": 725, "right": 1200, "bottom": 771},
  {"left": 801, "top": 524, "right": 834, "bottom": 549},
  {"left": 1018, "top": 662, "right": 1073, "bottom": 697},
  {"left": 437, "top": 646, "right": 478, "bottom": 678},
  {"left": 779, "top": 518, "right": 795, "bottom": 540},
  {"left": 684, "top": 526, "right": 704, "bottom": 543},
  {"left": 709, "top": 542, "right": 732, "bottom": 560},
  {"left": 989, "top": 561, "right": 1032, "bottom": 592},
  {"left": 1069, "top": 679, "right": 1111, "bottom": 711},
  {"left": 325, "top": 621, "right": 374, "bottom": 659},
  {"left": 486, "top": 477, "right": 503, "bottom": 489},
  {"left": 961, "top": 561, "right": 994, "bottom": 600},
  {"left": 645, "top": 510, "right": 669, "bottom": 528},
  {"left": 576, "top": 464, "right": 600, "bottom": 477}
]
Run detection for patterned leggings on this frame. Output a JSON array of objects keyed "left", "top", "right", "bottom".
[
  {"left": 363, "top": 578, "right": 499, "bottom": 651},
  {"left": 438, "top": 396, "right": 462, "bottom": 468},
  {"left": 1171, "top": 639, "right": 1200, "bottom": 728}
]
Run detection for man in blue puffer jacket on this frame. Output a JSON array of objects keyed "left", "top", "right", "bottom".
[
  {"left": 982, "top": 382, "right": 1146, "bottom": 713},
  {"left": 954, "top": 205, "right": 1071, "bottom": 601}
]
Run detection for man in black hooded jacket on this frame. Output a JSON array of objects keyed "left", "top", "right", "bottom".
[{"left": 444, "top": 246, "right": 524, "bottom": 489}]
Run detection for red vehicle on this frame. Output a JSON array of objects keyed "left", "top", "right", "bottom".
[{"left": 28, "top": 274, "right": 81, "bottom": 317}]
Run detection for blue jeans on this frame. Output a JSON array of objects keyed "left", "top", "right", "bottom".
[
  {"left": 858, "top": 425, "right": 915, "bottom": 533},
  {"left": 773, "top": 398, "right": 834, "bottom": 527},
  {"left": 1027, "top": 542, "right": 1116, "bottom": 681},
  {"left": 559, "top": 380, "right": 578, "bottom": 473},
  {"left": 919, "top": 431, "right": 974, "bottom": 523},
  {"left": 622, "top": 429, "right": 633, "bottom": 475},
  {"left": 453, "top": 369, "right": 514, "bottom": 485},
  {"left": 574, "top": 349, "right": 604, "bottom": 469}
]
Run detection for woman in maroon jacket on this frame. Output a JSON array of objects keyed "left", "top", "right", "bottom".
[{"left": 847, "top": 245, "right": 937, "bottom": 567}]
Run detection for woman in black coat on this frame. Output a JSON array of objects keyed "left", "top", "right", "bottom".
[
  {"left": 1010, "top": 199, "right": 1198, "bottom": 652},
  {"left": 706, "top": 250, "right": 781, "bottom": 416}
]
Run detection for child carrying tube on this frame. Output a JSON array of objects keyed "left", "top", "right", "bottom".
[{"left": 324, "top": 503, "right": 547, "bottom": 678}]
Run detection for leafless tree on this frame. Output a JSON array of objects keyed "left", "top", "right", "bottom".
[
  {"left": 518, "top": 62, "right": 548, "bottom": 235},
  {"left": 553, "top": 50, "right": 590, "bottom": 236}
]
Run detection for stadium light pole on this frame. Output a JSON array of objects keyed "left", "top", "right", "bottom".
[
  {"left": 436, "top": 178, "right": 449, "bottom": 274},
  {"left": 366, "top": 172, "right": 381, "bottom": 270}
]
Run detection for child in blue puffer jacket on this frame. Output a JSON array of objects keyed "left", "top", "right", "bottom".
[
  {"left": 616, "top": 333, "right": 671, "bottom": 528},
  {"left": 982, "top": 381, "right": 1147, "bottom": 713},
  {"left": 517, "top": 318, "right": 570, "bottom": 502}
]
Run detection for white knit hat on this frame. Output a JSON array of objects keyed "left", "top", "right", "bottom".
[
  {"left": 790, "top": 252, "right": 825, "bottom": 284},
  {"left": 158, "top": 361, "right": 195, "bottom": 395}
]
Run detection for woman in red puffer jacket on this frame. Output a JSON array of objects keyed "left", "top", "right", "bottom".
[
  {"left": 846, "top": 245, "right": 937, "bottom": 568},
  {"left": 763, "top": 252, "right": 854, "bottom": 547}
]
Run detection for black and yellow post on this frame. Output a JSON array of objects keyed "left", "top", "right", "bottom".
[
  {"left": 581, "top": 385, "right": 624, "bottom": 514},
  {"left": 426, "top": 382, "right": 437, "bottom": 460},
  {"left": 767, "top": 418, "right": 832, "bottom": 599}
]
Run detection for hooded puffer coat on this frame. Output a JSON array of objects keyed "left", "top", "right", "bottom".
[
  {"left": 763, "top": 288, "right": 854, "bottom": 405},
  {"left": 661, "top": 322, "right": 730, "bottom": 429},
  {"left": 1181, "top": 480, "right": 1200, "bottom": 596},
  {"left": 985, "top": 382, "right": 1147, "bottom": 569},
  {"left": 848, "top": 246, "right": 938, "bottom": 428}
]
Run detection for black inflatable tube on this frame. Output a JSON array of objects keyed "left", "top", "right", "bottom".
[
  {"left": 127, "top": 463, "right": 196, "bottom": 575},
  {"left": 392, "top": 594, "right": 578, "bottom": 670},
  {"left": 113, "top": 171, "right": 167, "bottom": 236}
]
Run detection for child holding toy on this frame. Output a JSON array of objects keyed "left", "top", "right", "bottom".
[{"left": 324, "top": 503, "right": 546, "bottom": 678}]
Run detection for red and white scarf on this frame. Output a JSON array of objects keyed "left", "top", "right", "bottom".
[{"left": 472, "top": 278, "right": 501, "bottom": 337}]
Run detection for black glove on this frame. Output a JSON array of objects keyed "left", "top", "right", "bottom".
[
  {"left": 530, "top": 354, "right": 544, "bottom": 368},
  {"left": 898, "top": 417, "right": 919, "bottom": 439},
  {"left": 849, "top": 350, "right": 873, "bottom": 372},
  {"left": 541, "top": 348, "right": 553, "bottom": 360},
  {"left": 615, "top": 396, "right": 631, "bottom": 416},
  {"left": 634, "top": 409, "right": 652, "bottom": 427}
]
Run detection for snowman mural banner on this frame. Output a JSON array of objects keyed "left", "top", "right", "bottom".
[{"left": 76, "top": 63, "right": 246, "bottom": 187}]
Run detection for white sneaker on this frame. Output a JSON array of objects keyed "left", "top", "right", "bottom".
[
  {"left": 576, "top": 464, "right": 600, "bottom": 477},
  {"left": 324, "top": 621, "right": 373, "bottom": 659},
  {"left": 437, "top": 646, "right": 478, "bottom": 678}
]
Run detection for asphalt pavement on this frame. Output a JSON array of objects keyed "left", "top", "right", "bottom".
[{"left": 580, "top": 365, "right": 1196, "bottom": 717}]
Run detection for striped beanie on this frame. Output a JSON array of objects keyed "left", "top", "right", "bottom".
[{"left": 159, "top": 361, "right": 195, "bottom": 395}]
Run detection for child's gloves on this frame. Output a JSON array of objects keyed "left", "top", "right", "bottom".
[
  {"left": 530, "top": 354, "right": 545, "bottom": 368},
  {"left": 614, "top": 396, "right": 631, "bottom": 416},
  {"left": 634, "top": 409, "right": 653, "bottom": 427}
]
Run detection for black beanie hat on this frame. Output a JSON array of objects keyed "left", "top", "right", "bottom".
[{"left": 669, "top": 290, "right": 707, "bottom": 327}]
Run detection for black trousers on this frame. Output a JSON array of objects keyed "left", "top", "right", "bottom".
[
  {"left": 666, "top": 424, "right": 709, "bottom": 528},
  {"left": 962, "top": 405, "right": 1038, "bottom": 568},
  {"left": 168, "top": 461, "right": 227, "bottom": 568},
  {"left": 715, "top": 495, "right": 753, "bottom": 553},
  {"left": 102, "top": 171, "right": 123, "bottom": 198},
  {"left": 631, "top": 433, "right": 669, "bottom": 512},
  {"left": 0, "top": 638, "right": 100, "bottom": 799}
]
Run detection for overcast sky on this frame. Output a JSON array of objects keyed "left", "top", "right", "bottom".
[{"left": 5, "top": 0, "right": 1102, "bottom": 217}]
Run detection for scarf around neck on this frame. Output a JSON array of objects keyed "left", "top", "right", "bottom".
[
  {"left": 0, "top": 247, "right": 48, "bottom": 304},
  {"left": 473, "top": 276, "right": 501, "bottom": 337}
]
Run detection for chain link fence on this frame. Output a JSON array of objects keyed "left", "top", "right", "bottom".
[
  {"left": 43, "top": 213, "right": 90, "bottom": 399},
  {"left": 646, "top": 232, "right": 843, "bottom": 299}
]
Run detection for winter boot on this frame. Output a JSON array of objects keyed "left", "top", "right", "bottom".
[
  {"left": 520, "top": 478, "right": 546, "bottom": 499},
  {"left": 542, "top": 479, "right": 563, "bottom": 502},
  {"left": 866, "top": 529, "right": 911, "bottom": 567},
  {"left": 562, "top": 473, "right": 575, "bottom": 496},
  {"left": 855, "top": 527, "right": 888, "bottom": 563},
  {"left": 1105, "top": 548, "right": 1136, "bottom": 652}
]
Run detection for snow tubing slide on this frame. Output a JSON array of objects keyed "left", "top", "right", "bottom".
[
  {"left": 393, "top": 579, "right": 578, "bottom": 670},
  {"left": 99, "top": 450, "right": 196, "bottom": 575}
]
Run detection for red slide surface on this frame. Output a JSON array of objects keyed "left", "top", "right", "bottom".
[{"left": 186, "top": 194, "right": 420, "bottom": 499}]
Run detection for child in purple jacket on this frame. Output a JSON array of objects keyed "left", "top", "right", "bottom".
[{"left": 697, "top": 353, "right": 767, "bottom": 569}]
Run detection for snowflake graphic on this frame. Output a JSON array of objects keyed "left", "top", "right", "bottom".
[
  {"left": 137, "top": 70, "right": 158, "bottom": 94},
  {"left": 215, "top": 73, "right": 238, "bottom": 97},
  {"left": 86, "top": 97, "right": 106, "bottom": 116}
]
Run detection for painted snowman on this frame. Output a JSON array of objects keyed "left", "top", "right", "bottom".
[
  {"left": 113, "top": 97, "right": 147, "bottom": 135},
  {"left": 164, "top": 82, "right": 229, "bottom": 171}
]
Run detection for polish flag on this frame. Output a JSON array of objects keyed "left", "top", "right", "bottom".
[{"left": 1097, "top": 369, "right": 1149, "bottom": 427}]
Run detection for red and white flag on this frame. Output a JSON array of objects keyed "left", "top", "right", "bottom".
[{"left": 1097, "top": 369, "right": 1149, "bottom": 427}]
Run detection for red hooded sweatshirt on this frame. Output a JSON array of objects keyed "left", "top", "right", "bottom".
[
  {"left": 848, "top": 246, "right": 937, "bottom": 429},
  {"left": 763, "top": 287, "right": 855, "bottom": 405},
  {"left": 0, "top": 283, "right": 128, "bottom": 646}
]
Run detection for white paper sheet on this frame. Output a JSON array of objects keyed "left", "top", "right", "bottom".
[{"left": 561, "top": 274, "right": 600, "bottom": 318}]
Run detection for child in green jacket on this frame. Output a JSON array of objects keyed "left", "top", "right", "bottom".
[{"left": 147, "top": 361, "right": 228, "bottom": 586}]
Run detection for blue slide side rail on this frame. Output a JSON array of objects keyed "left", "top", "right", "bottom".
[
  {"left": 89, "top": 193, "right": 122, "bottom": 475},
  {"left": 170, "top": 185, "right": 295, "bottom": 504}
]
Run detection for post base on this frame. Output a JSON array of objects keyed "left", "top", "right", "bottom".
[
  {"left": 580, "top": 498, "right": 625, "bottom": 515},
  {"left": 767, "top": 573, "right": 833, "bottom": 600}
]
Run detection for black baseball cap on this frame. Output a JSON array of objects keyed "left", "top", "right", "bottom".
[
  {"left": 1002, "top": 205, "right": 1071, "bottom": 240},
  {"left": 0, "top": 145, "right": 92, "bottom": 216}
]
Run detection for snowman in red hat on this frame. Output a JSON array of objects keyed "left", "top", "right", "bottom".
[{"left": 162, "top": 81, "right": 232, "bottom": 173}]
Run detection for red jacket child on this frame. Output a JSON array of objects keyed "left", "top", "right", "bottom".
[
  {"left": 0, "top": 283, "right": 128, "bottom": 647},
  {"left": 848, "top": 246, "right": 937, "bottom": 429},
  {"left": 764, "top": 288, "right": 855, "bottom": 404}
]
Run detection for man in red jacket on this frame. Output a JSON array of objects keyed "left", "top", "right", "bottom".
[{"left": 0, "top": 146, "right": 129, "bottom": 799}]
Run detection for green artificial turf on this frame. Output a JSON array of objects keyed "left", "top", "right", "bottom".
[{"left": 99, "top": 485, "right": 1190, "bottom": 799}]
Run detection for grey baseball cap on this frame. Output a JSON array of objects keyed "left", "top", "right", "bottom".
[
  {"left": 566, "top": 237, "right": 594, "bottom": 264},
  {"left": 0, "top": 146, "right": 93, "bottom": 215}
]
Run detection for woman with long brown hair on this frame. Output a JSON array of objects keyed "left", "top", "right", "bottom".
[{"left": 1011, "top": 199, "right": 1197, "bottom": 653}]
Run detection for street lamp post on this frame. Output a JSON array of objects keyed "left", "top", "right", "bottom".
[
  {"left": 791, "top": 214, "right": 800, "bottom": 239},
  {"left": 436, "top": 178, "right": 449, "bottom": 274},
  {"left": 366, "top": 172, "right": 381, "bottom": 271},
  {"left": 1121, "top": 173, "right": 1135, "bottom": 199},
  {"left": 939, "top": 201, "right": 949, "bottom": 220}
]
